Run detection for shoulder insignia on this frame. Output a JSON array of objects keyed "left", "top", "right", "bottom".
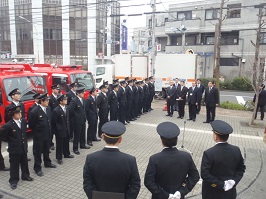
[
  {"left": 211, "top": 184, "right": 217, "bottom": 188},
  {"left": 91, "top": 102, "right": 94, "bottom": 104},
  {"left": 61, "top": 115, "right": 63, "bottom": 117},
  {"left": 182, "top": 183, "right": 186, "bottom": 187},
  {"left": 39, "top": 115, "right": 43, "bottom": 118},
  {"left": 78, "top": 106, "right": 80, "bottom": 108},
  {"left": 13, "top": 130, "right": 16, "bottom": 132}
]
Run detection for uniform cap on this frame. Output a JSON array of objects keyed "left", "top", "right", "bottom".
[
  {"left": 69, "top": 82, "right": 78, "bottom": 88},
  {"left": 8, "top": 88, "right": 21, "bottom": 97},
  {"left": 144, "top": 78, "right": 149, "bottom": 81},
  {"left": 76, "top": 88, "right": 85, "bottom": 94},
  {"left": 112, "top": 83, "right": 119, "bottom": 89},
  {"left": 135, "top": 81, "right": 140, "bottom": 85},
  {"left": 149, "top": 76, "right": 154, "bottom": 80},
  {"left": 127, "top": 80, "right": 133, "bottom": 84},
  {"left": 51, "top": 84, "right": 60, "bottom": 90},
  {"left": 113, "top": 79, "right": 119, "bottom": 84},
  {"left": 33, "top": 93, "right": 41, "bottom": 99},
  {"left": 102, "top": 121, "right": 126, "bottom": 138},
  {"left": 157, "top": 122, "right": 180, "bottom": 139},
  {"left": 90, "top": 88, "right": 96, "bottom": 94},
  {"left": 99, "top": 85, "right": 107, "bottom": 90},
  {"left": 125, "top": 77, "right": 130, "bottom": 81},
  {"left": 37, "top": 93, "right": 49, "bottom": 100},
  {"left": 103, "top": 81, "right": 109, "bottom": 85},
  {"left": 133, "top": 78, "right": 137, "bottom": 82},
  {"left": 8, "top": 105, "right": 21, "bottom": 116},
  {"left": 120, "top": 80, "right": 126, "bottom": 85},
  {"left": 57, "top": 94, "right": 68, "bottom": 102},
  {"left": 211, "top": 120, "right": 233, "bottom": 135}
]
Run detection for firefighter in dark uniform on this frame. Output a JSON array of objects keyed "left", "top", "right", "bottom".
[
  {"left": 85, "top": 88, "right": 100, "bottom": 146},
  {"left": 67, "top": 82, "right": 78, "bottom": 142},
  {"left": 117, "top": 81, "right": 127, "bottom": 125},
  {"left": 144, "top": 122, "right": 200, "bottom": 199},
  {"left": 132, "top": 80, "right": 139, "bottom": 120},
  {"left": 143, "top": 78, "right": 150, "bottom": 113},
  {"left": 69, "top": 88, "right": 90, "bottom": 155},
  {"left": 28, "top": 93, "right": 57, "bottom": 177},
  {"left": 0, "top": 113, "right": 9, "bottom": 172},
  {"left": 138, "top": 81, "right": 144, "bottom": 115},
  {"left": 51, "top": 94, "right": 74, "bottom": 165},
  {"left": 148, "top": 76, "right": 155, "bottom": 111},
  {"left": 5, "top": 88, "right": 25, "bottom": 123},
  {"left": 97, "top": 85, "right": 109, "bottom": 137},
  {"left": 0, "top": 106, "right": 34, "bottom": 189},
  {"left": 28, "top": 93, "right": 41, "bottom": 114},
  {"left": 108, "top": 83, "right": 119, "bottom": 121},
  {"left": 49, "top": 84, "right": 60, "bottom": 150},
  {"left": 83, "top": 121, "right": 141, "bottom": 199},
  {"left": 126, "top": 80, "right": 134, "bottom": 122},
  {"left": 201, "top": 120, "right": 246, "bottom": 199}
]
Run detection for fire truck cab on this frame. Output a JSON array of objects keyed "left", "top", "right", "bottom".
[{"left": 0, "top": 65, "right": 47, "bottom": 125}]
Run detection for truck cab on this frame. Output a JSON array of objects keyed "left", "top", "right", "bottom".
[
  {"left": 0, "top": 65, "right": 47, "bottom": 124},
  {"left": 95, "top": 64, "right": 115, "bottom": 88}
]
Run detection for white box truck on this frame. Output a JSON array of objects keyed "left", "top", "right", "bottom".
[{"left": 95, "top": 54, "right": 149, "bottom": 88}]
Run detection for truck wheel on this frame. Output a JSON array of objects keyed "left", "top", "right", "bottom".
[{"left": 155, "top": 90, "right": 166, "bottom": 100}]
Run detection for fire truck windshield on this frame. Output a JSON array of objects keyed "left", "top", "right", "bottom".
[
  {"left": 3, "top": 76, "right": 47, "bottom": 102},
  {"left": 70, "top": 73, "right": 94, "bottom": 90}
]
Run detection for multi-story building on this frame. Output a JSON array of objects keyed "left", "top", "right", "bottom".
[
  {"left": 142, "top": 0, "right": 266, "bottom": 79},
  {"left": 0, "top": 0, "right": 120, "bottom": 70}
]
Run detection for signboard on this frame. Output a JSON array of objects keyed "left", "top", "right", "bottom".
[
  {"left": 154, "top": 78, "right": 162, "bottom": 92},
  {"left": 156, "top": 44, "right": 161, "bottom": 52},
  {"left": 121, "top": 19, "right": 128, "bottom": 51}
]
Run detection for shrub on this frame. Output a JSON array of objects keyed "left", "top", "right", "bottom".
[
  {"left": 231, "top": 77, "right": 253, "bottom": 91},
  {"left": 201, "top": 78, "right": 223, "bottom": 89},
  {"left": 220, "top": 101, "right": 248, "bottom": 111}
]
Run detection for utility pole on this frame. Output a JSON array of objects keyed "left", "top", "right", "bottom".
[
  {"left": 150, "top": 0, "right": 156, "bottom": 76},
  {"left": 101, "top": 0, "right": 109, "bottom": 65}
]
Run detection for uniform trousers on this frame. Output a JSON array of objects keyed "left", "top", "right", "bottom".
[
  {"left": 0, "top": 141, "right": 5, "bottom": 169},
  {"left": 110, "top": 109, "right": 118, "bottom": 121},
  {"left": 33, "top": 138, "right": 52, "bottom": 172},
  {"left": 126, "top": 103, "right": 133, "bottom": 121},
  {"left": 98, "top": 112, "right": 108, "bottom": 137},
  {"left": 206, "top": 105, "right": 216, "bottom": 122},
  {"left": 196, "top": 99, "right": 202, "bottom": 114},
  {"left": 189, "top": 102, "right": 197, "bottom": 119},
  {"left": 87, "top": 119, "right": 97, "bottom": 143},
  {"left": 56, "top": 135, "right": 70, "bottom": 160},
  {"left": 73, "top": 122, "right": 86, "bottom": 150},
  {"left": 9, "top": 153, "right": 30, "bottom": 184},
  {"left": 118, "top": 105, "right": 126, "bottom": 124},
  {"left": 69, "top": 118, "right": 74, "bottom": 139}
]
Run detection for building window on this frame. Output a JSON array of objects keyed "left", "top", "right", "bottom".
[
  {"left": 43, "top": 29, "right": 62, "bottom": 40},
  {"left": 220, "top": 58, "right": 239, "bottom": 66},
  {"left": 260, "top": 33, "right": 266, "bottom": 44},
  {"left": 205, "top": 9, "right": 220, "bottom": 20},
  {"left": 227, "top": 4, "right": 241, "bottom": 18},
  {"left": 0, "top": 0, "right": 8, "bottom": 7},
  {"left": 221, "top": 31, "right": 239, "bottom": 45},
  {"left": 14, "top": 0, "right": 31, "bottom": 5},
  {"left": 177, "top": 11, "right": 192, "bottom": 20},
  {"left": 148, "top": 19, "right": 152, "bottom": 28},
  {"left": 165, "top": 17, "right": 168, "bottom": 22}
]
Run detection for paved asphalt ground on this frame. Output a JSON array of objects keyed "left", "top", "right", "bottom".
[
  {"left": 220, "top": 90, "right": 254, "bottom": 104},
  {"left": 0, "top": 100, "right": 265, "bottom": 199}
]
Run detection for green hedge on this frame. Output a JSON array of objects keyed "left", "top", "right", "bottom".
[{"left": 220, "top": 101, "right": 248, "bottom": 111}]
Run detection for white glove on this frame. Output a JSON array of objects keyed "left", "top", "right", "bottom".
[
  {"left": 173, "top": 191, "right": 181, "bottom": 199},
  {"left": 168, "top": 194, "right": 175, "bottom": 199},
  {"left": 224, "top": 180, "right": 235, "bottom": 191}
]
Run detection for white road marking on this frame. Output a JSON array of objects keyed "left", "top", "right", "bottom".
[
  {"left": 236, "top": 96, "right": 246, "bottom": 105},
  {"left": 221, "top": 94, "right": 253, "bottom": 98},
  {"left": 131, "top": 122, "right": 262, "bottom": 141}
]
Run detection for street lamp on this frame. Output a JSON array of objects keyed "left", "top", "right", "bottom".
[
  {"left": 19, "top": 16, "right": 40, "bottom": 63},
  {"left": 171, "top": 18, "right": 187, "bottom": 53}
]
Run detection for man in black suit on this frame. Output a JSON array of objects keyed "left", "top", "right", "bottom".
[
  {"left": 69, "top": 88, "right": 90, "bottom": 155},
  {"left": 5, "top": 88, "right": 25, "bottom": 123},
  {"left": 253, "top": 84, "right": 266, "bottom": 120},
  {"left": 204, "top": 81, "right": 219, "bottom": 123},
  {"left": 144, "top": 122, "right": 200, "bottom": 199},
  {"left": 97, "top": 85, "right": 109, "bottom": 137},
  {"left": 138, "top": 81, "right": 144, "bottom": 115},
  {"left": 28, "top": 93, "right": 41, "bottom": 114},
  {"left": 0, "top": 106, "right": 34, "bottom": 190},
  {"left": 28, "top": 93, "right": 57, "bottom": 177},
  {"left": 174, "top": 78, "right": 180, "bottom": 112},
  {"left": 85, "top": 89, "right": 100, "bottom": 146},
  {"left": 108, "top": 84, "right": 119, "bottom": 121},
  {"left": 187, "top": 82, "right": 200, "bottom": 122},
  {"left": 83, "top": 121, "right": 141, "bottom": 199},
  {"left": 148, "top": 76, "right": 155, "bottom": 111},
  {"left": 117, "top": 81, "right": 127, "bottom": 125},
  {"left": 51, "top": 95, "right": 74, "bottom": 165},
  {"left": 133, "top": 81, "right": 140, "bottom": 119},
  {"left": 201, "top": 120, "right": 246, "bottom": 199},
  {"left": 49, "top": 84, "right": 60, "bottom": 150},
  {"left": 166, "top": 81, "right": 176, "bottom": 117},
  {"left": 126, "top": 80, "right": 134, "bottom": 123},
  {"left": 177, "top": 81, "right": 188, "bottom": 119},
  {"left": 196, "top": 79, "right": 205, "bottom": 114},
  {"left": 143, "top": 78, "right": 150, "bottom": 113},
  {"left": 67, "top": 82, "right": 77, "bottom": 142}
]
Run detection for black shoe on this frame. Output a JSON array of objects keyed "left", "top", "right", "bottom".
[
  {"left": 0, "top": 194, "right": 3, "bottom": 198},
  {"left": 180, "top": 117, "right": 184, "bottom": 119},
  {"left": 0, "top": 167, "right": 10, "bottom": 171},
  {"left": 74, "top": 150, "right": 80, "bottom": 155},
  {"left": 36, "top": 171, "right": 44, "bottom": 177},
  {"left": 166, "top": 114, "right": 170, "bottom": 116},
  {"left": 126, "top": 120, "right": 130, "bottom": 123},
  {"left": 150, "top": 108, "right": 154, "bottom": 110},
  {"left": 129, "top": 119, "right": 134, "bottom": 121},
  {"left": 57, "top": 160, "right": 63, "bottom": 165},
  {"left": 64, "top": 155, "right": 74, "bottom": 158},
  {"left": 45, "top": 163, "right": 57, "bottom": 168},
  {"left": 136, "top": 116, "right": 140, "bottom": 118},
  {"left": 177, "top": 116, "right": 181, "bottom": 119},
  {"left": 124, "top": 123, "right": 127, "bottom": 125},
  {"left": 87, "top": 142, "right": 93, "bottom": 146},
  {"left": 187, "top": 119, "right": 192, "bottom": 121},
  {"left": 27, "top": 158, "right": 31, "bottom": 161},
  {"left": 80, "top": 145, "right": 90, "bottom": 149},
  {"left": 170, "top": 115, "right": 173, "bottom": 117},
  {"left": 10, "top": 184, "right": 17, "bottom": 190},
  {"left": 69, "top": 138, "right": 73, "bottom": 142},
  {"left": 22, "top": 176, "right": 34, "bottom": 181},
  {"left": 203, "top": 121, "right": 210, "bottom": 123},
  {"left": 50, "top": 146, "right": 55, "bottom": 150},
  {"left": 193, "top": 119, "right": 196, "bottom": 122},
  {"left": 92, "top": 138, "right": 101, "bottom": 142},
  {"left": 261, "top": 118, "right": 264, "bottom": 121}
]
